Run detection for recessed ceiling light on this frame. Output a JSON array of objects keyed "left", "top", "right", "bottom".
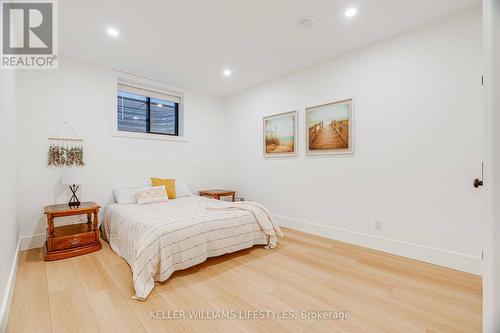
[
  {"left": 223, "top": 69, "right": 232, "bottom": 77},
  {"left": 345, "top": 8, "right": 357, "bottom": 18},
  {"left": 298, "top": 17, "right": 316, "bottom": 29},
  {"left": 107, "top": 28, "right": 119, "bottom": 37}
]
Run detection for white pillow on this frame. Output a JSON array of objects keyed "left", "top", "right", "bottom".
[
  {"left": 175, "top": 180, "right": 193, "bottom": 197},
  {"left": 135, "top": 186, "right": 168, "bottom": 205},
  {"left": 113, "top": 188, "right": 140, "bottom": 204}
]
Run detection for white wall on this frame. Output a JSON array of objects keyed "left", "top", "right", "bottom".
[
  {"left": 223, "top": 8, "right": 485, "bottom": 274},
  {"left": 13, "top": 9, "right": 485, "bottom": 275},
  {"left": 16, "top": 58, "right": 227, "bottom": 248},
  {"left": 483, "top": 0, "right": 500, "bottom": 331},
  {"left": 0, "top": 70, "right": 19, "bottom": 331}
]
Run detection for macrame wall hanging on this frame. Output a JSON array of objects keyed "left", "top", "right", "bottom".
[{"left": 47, "top": 121, "right": 85, "bottom": 167}]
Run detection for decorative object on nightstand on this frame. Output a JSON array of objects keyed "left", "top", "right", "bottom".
[
  {"left": 62, "top": 167, "right": 84, "bottom": 207},
  {"left": 43, "top": 202, "right": 102, "bottom": 261},
  {"left": 199, "top": 189, "right": 237, "bottom": 202}
]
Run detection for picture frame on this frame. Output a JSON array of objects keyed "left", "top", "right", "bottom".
[
  {"left": 306, "top": 99, "right": 354, "bottom": 155},
  {"left": 263, "top": 110, "right": 298, "bottom": 158}
]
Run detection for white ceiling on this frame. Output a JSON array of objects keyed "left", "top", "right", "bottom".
[{"left": 60, "top": 0, "right": 480, "bottom": 96}]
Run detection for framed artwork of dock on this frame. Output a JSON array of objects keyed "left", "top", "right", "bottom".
[
  {"left": 263, "top": 110, "right": 298, "bottom": 157},
  {"left": 306, "top": 99, "right": 354, "bottom": 155}
]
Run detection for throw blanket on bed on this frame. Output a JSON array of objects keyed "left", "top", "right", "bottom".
[{"left": 207, "top": 201, "right": 283, "bottom": 249}]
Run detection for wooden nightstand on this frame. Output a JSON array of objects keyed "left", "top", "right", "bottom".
[
  {"left": 199, "top": 190, "right": 237, "bottom": 202},
  {"left": 43, "top": 202, "right": 102, "bottom": 261}
]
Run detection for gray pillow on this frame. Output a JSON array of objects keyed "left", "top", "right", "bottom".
[
  {"left": 113, "top": 187, "right": 140, "bottom": 204},
  {"left": 175, "top": 180, "right": 193, "bottom": 197}
]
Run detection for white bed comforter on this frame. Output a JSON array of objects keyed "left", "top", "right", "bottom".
[{"left": 102, "top": 196, "right": 279, "bottom": 300}]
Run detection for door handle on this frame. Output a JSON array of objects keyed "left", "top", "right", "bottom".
[{"left": 474, "top": 162, "right": 484, "bottom": 188}]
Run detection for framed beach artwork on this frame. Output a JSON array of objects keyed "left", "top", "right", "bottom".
[
  {"left": 306, "top": 99, "right": 354, "bottom": 155},
  {"left": 263, "top": 111, "right": 298, "bottom": 157}
]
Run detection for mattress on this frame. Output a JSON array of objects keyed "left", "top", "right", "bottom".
[{"left": 102, "top": 195, "right": 269, "bottom": 300}]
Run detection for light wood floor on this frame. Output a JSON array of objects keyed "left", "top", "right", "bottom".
[{"left": 7, "top": 228, "right": 482, "bottom": 333}]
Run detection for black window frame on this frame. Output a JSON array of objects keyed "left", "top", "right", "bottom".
[{"left": 117, "top": 91, "right": 180, "bottom": 137}]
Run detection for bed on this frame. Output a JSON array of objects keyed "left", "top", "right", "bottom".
[{"left": 102, "top": 195, "right": 280, "bottom": 300}]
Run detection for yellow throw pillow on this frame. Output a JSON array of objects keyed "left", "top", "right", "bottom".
[{"left": 151, "top": 178, "right": 176, "bottom": 199}]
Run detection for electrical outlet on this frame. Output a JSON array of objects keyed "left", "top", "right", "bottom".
[{"left": 374, "top": 220, "right": 383, "bottom": 231}]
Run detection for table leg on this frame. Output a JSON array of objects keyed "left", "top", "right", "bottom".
[
  {"left": 87, "top": 213, "right": 92, "bottom": 231},
  {"left": 232, "top": 194, "right": 235, "bottom": 202},
  {"left": 47, "top": 215, "right": 54, "bottom": 251},
  {"left": 93, "top": 210, "right": 99, "bottom": 241}
]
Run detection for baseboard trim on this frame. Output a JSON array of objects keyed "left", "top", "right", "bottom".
[
  {"left": 19, "top": 233, "right": 45, "bottom": 251},
  {"left": 20, "top": 218, "right": 482, "bottom": 275},
  {"left": 0, "top": 238, "right": 21, "bottom": 333},
  {"left": 275, "top": 215, "right": 482, "bottom": 275}
]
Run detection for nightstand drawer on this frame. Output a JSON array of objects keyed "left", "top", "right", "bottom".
[{"left": 51, "top": 231, "right": 96, "bottom": 251}]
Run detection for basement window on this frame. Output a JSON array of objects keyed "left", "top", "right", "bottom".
[{"left": 115, "top": 82, "right": 185, "bottom": 140}]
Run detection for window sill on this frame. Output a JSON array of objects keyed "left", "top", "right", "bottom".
[{"left": 111, "top": 130, "right": 188, "bottom": 142}]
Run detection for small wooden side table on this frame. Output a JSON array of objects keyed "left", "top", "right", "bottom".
[
  {"left": 43, "top": 202, "right": 102, "bottom": 261},
  {"left": 199, "top": 190, "right": 236, "bottom": 202}
]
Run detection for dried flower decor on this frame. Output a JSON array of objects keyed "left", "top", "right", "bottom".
[
  {"left": 48, "top": 122, "right": 85, "bottom": 167},
  {"left": 48, "top": 142, "right": 85, "bottom": 167}
]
